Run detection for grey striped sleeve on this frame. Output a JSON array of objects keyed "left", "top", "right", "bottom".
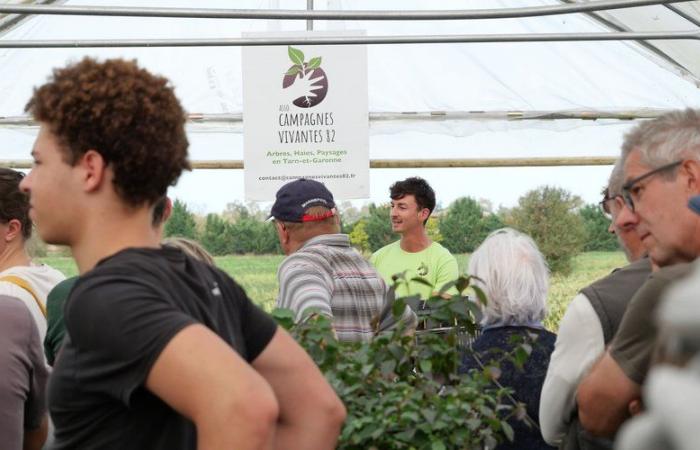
[{"left": 277, "top": 258, "right": 333, "bottom": 322}]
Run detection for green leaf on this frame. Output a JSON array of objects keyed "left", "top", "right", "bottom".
[
  {"left": 271, "top": 307, "right": 294, "bottom": 321},
  {"left": 501, "top": 420, "right": 514, "bottom": 442},
  {"left": 448, "top": 299, "right": 469, "bottom": 315},
  {"left": 455, "top": 275, "right": 470, "bottom": 293},
  {"left": 400, "top": 411, "right": 420, "bottom": 422},
  {"left": 271, "top": 307, "right": 296, "bottom": 330},
  {"left": 392, "top": 297, "right": 406, "bottom": 318},
  {"left": 514, "top": 347, "right": 529, "bottom": 368},
  {"left": 438, "top": 280, "right": 457, "bottom": 295},
  {"left": 466, "top": 418, "right": 481, "bottom": 430},
  {"left": 420, "top": 360, "right": 432, "bottom": 374},
  {"left": 394, "top": 429, "right": 416, "bottom": 441},
  {"left": 307, "top": 56, "right": 322, "bottom": 69},
  {"left": 465, "top": 300, "right": 482, "bottom": 318},
  {"left": 380, "top": 360, "right": 396, "bottom": 376},
  {"left": 471, "top": 284, "right": 488, "bottom": 306},
  {"left": 410, "top": 277, "right": 434, "bottom": 288},
  {"left": 285, "top": 65, "right": 301, "bottom": 76},
  {"left": 288, "top": 46, "right": 305, "bottom": 65},
  {"left": 431, "top": 440, "right": 446, "bottom": 450},
  {"left": 422, "top": 409, "right": 437, "bottom": 424}
]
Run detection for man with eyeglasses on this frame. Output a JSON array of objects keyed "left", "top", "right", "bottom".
[
  {"left": 540, "top": 161, "right": 652, "bottom": 448},
  {"left": 576, "top": 109, "right": 700, "bottom": 440}
]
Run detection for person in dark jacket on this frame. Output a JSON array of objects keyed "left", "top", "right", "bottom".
[{"left": 460, "top": 228, "right": 556, "bottom": 450}]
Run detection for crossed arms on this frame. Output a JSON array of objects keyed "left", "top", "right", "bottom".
[{"left": 148, "top": 324, "right": 346, "bottom": 450}]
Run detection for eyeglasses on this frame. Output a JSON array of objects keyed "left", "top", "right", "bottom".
[
  {"left": 598, "top": 195, "right": 621, "bottom": 220},
  {"left": 621, "top": 160, "right": 682, "bottom": 212}
]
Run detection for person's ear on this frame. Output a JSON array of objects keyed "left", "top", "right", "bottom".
[
  {"left": 419, "top": 208, "right": 430, "bottom": 222},
  {"left": 162, "top": 197, "right": 173, "bottom": 222},
  {"left": 275, "top": 221, "right": 289, "bottom": 244},
  {"left": 680, "top": 159, "right": 700, "bottom": 194},
  {"left": 79, "top": 149, "right": 108, "bottom": 193},
  {"left": 4, "top": 219, "right": 23, "bottom": 242}
]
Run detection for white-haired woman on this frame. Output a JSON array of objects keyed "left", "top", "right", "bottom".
[{"left": 459, "top": 228, "right": 556, "bottom": 450}]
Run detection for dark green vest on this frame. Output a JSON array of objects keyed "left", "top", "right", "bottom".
[
  {"left": 580, "top": 258, "right": 652, "bottom": 344},
  {"left": 561, "top": 257, "right": 652, "bottom": 450}
]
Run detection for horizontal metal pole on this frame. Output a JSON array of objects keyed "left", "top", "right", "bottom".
[
  {"left": 1, "top": 30, "right": 697, "bottom": 48},
  {"left": 0, "top": 109, "right": 669, "bottom": 128},
  {"left": 0, "top": 0, "right": 689, "bottom": 21},
  {"left": 1, "top": 157, "right": 616, "bottom": 170},
  {"left": 665, "top": 4, "right": 700, "bottom": 28},
  {"left": 369, "top": 157, "right": 616, "bottom": 168},
  {"left": 366, "top": 110, "right": 668, "bottom": 121}
]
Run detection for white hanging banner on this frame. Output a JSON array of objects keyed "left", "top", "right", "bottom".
[{"left": 242, "top": 31, "right": 369, "bottom": 201}]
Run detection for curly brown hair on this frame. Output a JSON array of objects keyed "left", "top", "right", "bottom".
[{"left": 25, "top": 57, "right": 191, "bottom": 206}]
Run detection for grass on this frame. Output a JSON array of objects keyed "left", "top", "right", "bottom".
[
  {"left": 39, "top": 251, "right": 627, "bottom": 331},
  {"left": 214, "top": 254, "right": 285, "bottom": 312},
  {"left": 544, "top": 251, "right": 627, "bottom": 330}
]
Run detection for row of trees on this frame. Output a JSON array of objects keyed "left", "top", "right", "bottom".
[
  {"left": 165, "top": 200, "right": 281, "bottom": 255},
  {"left": 165, "top": 186, "right": 618, "bottom": 273}
]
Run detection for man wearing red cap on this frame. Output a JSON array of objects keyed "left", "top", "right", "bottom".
[{"left": 272, "top": 178, "right": 416, "bottom": 341}]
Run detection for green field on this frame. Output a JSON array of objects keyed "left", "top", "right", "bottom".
[{"left": 39, "top": 251, "right": 626, "bottom": 331}]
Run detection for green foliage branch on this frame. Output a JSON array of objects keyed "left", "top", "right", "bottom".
[
  {"left": 273, "top": 275, "right": 531, "bottom": 449},
  {"left": 579, "top": 204, "right": 618, "bottom": 251},
  {"left": 363, "top": 203, "right": 394, "bottom": 252},
  {"left": 164, "top": 199, "right": 198, "bottom": 240},
  {"left": 439, "top": 197, "right": 504, "bottom": 253},
  {"left": 506, "top": 186, "right": 585, "bottom": 274}
]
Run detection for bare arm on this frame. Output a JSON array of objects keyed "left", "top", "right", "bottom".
[
  {"left": 253, "top": 327, "right": 346, "bottom": 450},
  {"left": 576, "top": 351, "right": 640, "bottom": 437},
  {"left": 146, "top": 324, "right": 279, "bottom": 450},
  {"left": 23, "top": 415, "right": 47, "bottom": 450}
]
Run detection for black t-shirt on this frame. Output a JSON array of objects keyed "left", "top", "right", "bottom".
[{"left": 48, "top": 247, "right": 278, "bottom": 449}]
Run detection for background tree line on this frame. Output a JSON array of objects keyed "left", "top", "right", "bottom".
[{"left": 164, "top": 185, "right": 618, "bottom": 273}]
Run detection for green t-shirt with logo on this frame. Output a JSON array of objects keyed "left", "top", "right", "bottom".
[{"left": 370, "top": 241, "right": 459, "bottom": 299}]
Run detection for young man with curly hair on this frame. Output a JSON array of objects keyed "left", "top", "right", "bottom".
[
  {"left": 370, "top": 177, "right": 458, "bottom": 299},
  {"left": 21, "top": 58, "right": 345, "bottom": 450}
]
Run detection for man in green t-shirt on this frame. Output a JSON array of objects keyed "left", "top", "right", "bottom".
[{"left": 370, "top": 177, "right": 458, "bottom": 299}]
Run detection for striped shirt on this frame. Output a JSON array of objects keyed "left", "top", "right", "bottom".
[{"left": 276, "top": 234, "right": 417, "bottom": 342}]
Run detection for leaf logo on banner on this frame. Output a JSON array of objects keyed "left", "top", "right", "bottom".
[
  {"left": 307, "top": 57, "right": 322, "bottom": 70},
  {"left": 288, "top": 46, "right": 305, "bottom": 65},
  {"left": 282, "top": 46, "right": 329, "bottom": 108}
]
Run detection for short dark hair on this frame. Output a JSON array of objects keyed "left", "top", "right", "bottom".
[
  {"left": 25, "top": 57, "right": 191, "bottom": 207},
  {"left": 152, "top": 196, "right": 169, "bottom": 227},
  {"left": 389, "top": 177, "right": 436, "bottom": 220},
  {"left": 0, "top": 168, "right": 31, "bottom": 240}
]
